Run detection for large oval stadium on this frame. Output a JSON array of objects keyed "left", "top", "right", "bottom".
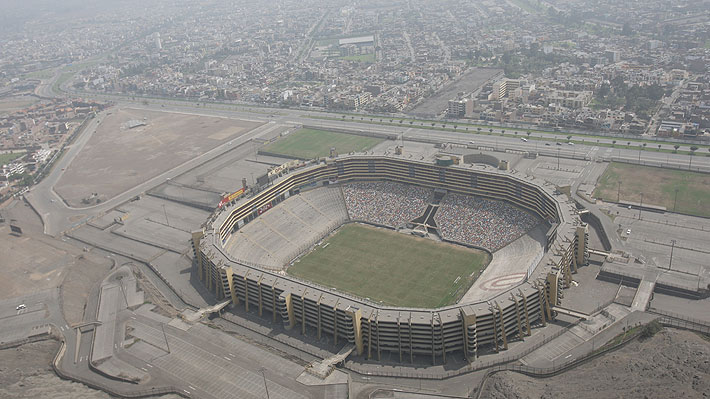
[{"left": 191, "top": 155, "right": 588, "bottom": 363}]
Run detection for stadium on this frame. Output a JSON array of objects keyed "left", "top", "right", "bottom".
[{"left": 191, "top": 155, "right": 588, "bottom": 364}]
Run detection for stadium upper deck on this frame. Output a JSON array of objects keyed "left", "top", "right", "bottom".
[{"left": 192, "top": 155, "right": 588, "bottom": 363}]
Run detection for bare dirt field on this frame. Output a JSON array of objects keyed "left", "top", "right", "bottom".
[
  {"left": 0, "top": 200, "right": 109, "bottom": 302},
  {"left": 54, "top": 108, "right": 262, "bottom": 207},
  {"left": 481, "top": 328, "right": 710, "bottom": 399},
  {"left": 0, "top": 340, "right": 181, "bottom": 399},
  {"left": 0, "top": 340, "right": 109, "bottom": 399}
]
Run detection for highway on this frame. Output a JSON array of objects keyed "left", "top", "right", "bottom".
[{"left": 26, "top": 75, "right": 710, "bottom": 238}]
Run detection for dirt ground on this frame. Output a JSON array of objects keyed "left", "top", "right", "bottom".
[
  {"left": 0, "top": 340, "right": 182, "bottom": 399},
  {"left": 0, "top": 199, "right": 111, "bottom": 324},
  {"left": 0, "top": 340, "right": 109, "bottom": 399},
  {"left": 55, "top": 107, "right": 262, "bottom": 206},
  {"left": 481, "top": 328, "right": 710, "bottom": 399},
  {"left": 0, "top": 200, "right": 108, "bottom": 301}
]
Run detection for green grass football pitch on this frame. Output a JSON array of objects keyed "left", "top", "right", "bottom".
[
  {"left": 260, "top": 128, "right": 383, "bottom": 159},
  {"left": 287, "top": 223, "right": 491, "bottom": 308}
]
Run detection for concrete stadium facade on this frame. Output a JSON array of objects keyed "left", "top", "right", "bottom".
[{"left": 191, "top": 155, "right": 588, "bottom": 364}]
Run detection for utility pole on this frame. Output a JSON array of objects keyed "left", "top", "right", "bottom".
[
  {"left": 259, "top": 368, "right": 270, "bottom": 399},
  {"left": 617, "top": 181, "right": 622, "bottom": 203},
  {"left": 557, "top": 148, "right": 560, "bottom": 170},
  {"left": 669, "top": 239, "right": 676, "bottom": 270},
  {"left": 162, "top": 204, "right": 170, "bottom": 226},
  {"left": 673, "top": 188, "right": 679, "bottom": 212},
  {"left": 638, "top": 193, "right": 643, "bottom": 220},
  {"left": 161, "top": 324, "right": 170, "bottom": 354}
]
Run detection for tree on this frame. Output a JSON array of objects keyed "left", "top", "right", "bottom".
[
  {"left": 409, "top": 121, "right": 413, "bottom": 125},
  {"left": 477, "top": 127, "right": 482, "bottom": 133},
  {"left": 567, "top": 135, "right": 572, "bottom": 141},
  {"left": 489, "top": 128, "right": 493, "bottom": 134},
  {"left": 501, "top": 129, "right": 506, "bottom": 135},
  {"left": 432, "top": 122, "right": 436, "bottom": 127},
  {"left": 442, "top": 124, "right": 446, "bottom": 129},
  {"left": 674, "top": 144, "right": 680, "bottom": 152},
  {"left": 689, "top": 146, "right": 699, "bottom": 169},
  {"left": 453, "top": 125, "right": 457, "bottom": 130},
  {"left": 658, "top": 144, "right": 662, "bottom": 151},
  {"left": 627, "top": 141, "right": 631, "bottom": 148},
  {"left": 527, "top": 131, "right": 531, "bottom": 138},
  {"left": 612, "top": 140, "right": 617, "bottom": 147}
]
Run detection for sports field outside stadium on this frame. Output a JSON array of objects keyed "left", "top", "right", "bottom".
[
  {"left": 287, "top": 223, "right": 490, "bottom": 308},
  {"left": 594, "top": 162, "right": 710, "bottom": 218},
  {"left": 261, "top": 128, "right": 383, "bottom": 159}
]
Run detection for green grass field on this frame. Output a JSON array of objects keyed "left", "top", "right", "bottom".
[
  {"left": 261, "top": 128, "right": 382, "bottom": 159},
  {"left": 287, "top": 224, "right": 491, "bottom": 308},
  {"left": 594, "top": 162, "right": 710, "bottom": 217},
  {"left": 0, "top": 152, "right": 24, "bottom": 165},
  {"left": 339, "top": 53, "right": 375, "bottom": 63}
]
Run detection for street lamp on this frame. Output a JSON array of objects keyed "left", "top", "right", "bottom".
[
  {"left": 669, "top": 239, "right": 676, "bottom": 270},
  {"left": 673, "top": 188, "right": 679, "bottom": 212},
  {"left": 638, "top": 193, "right": 643, "bottom": 220},
  {"left": 259, "top": 368, "right": 270, "bottom": 399},
  {"left": 617, "top": 181, "right": 622, "bottom": 203}
]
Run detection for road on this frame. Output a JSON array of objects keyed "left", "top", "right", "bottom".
[
  {"left": 27, "top": 81, "right": 710, "bottom": 239},
  {"left": 24, "top": 112, "right": 277, "bottom": 236}
]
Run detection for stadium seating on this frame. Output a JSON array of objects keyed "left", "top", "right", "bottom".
[{"left": 435, "top": 193, "right": 540, "bottom": 251}]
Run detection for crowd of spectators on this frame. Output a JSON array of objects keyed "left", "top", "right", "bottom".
[
  {"left": 342, "top": 181, "right": 433, "bottom": 228},
  {"left": 435, "top": 193, "right": 540, "bottom": 251}
]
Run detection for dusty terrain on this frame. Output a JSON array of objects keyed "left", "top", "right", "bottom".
[
  {"left": 0, "top": 340, "right": 182, "bottom": 399},
  {"left": 0, "top": 340, "right": 109, "bottom": 399},
  {"left": 55, "top": 107, "right": 262, "bottom": 206},
  {"left": 0, "top": 200, "right": 110, "bottom": 305},
  {"left": 481, "top": 328, "right": 710, "bottom": 399}
]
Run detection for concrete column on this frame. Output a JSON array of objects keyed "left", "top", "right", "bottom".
[
  {"left": 491, "top": 307, "right": 499, "bottom": 352},
  {"left": 257, "top": 275, "right": 263, "bottom": 317},
  {"left": 345, "top": 308, "right": 363, "bottom": 356},
  {"left": 224, "top": 267, "right": 238, "bottom": 305},
  {"left": 518, "top": 289, "right": 531, "bottom": 336},
  {"left": 316, "top": 294, "right": 323, "bottom": 340},
  {"left": 512, "top": 294, "right": 525, "bottom": 340},
  {"left": 243, "top": 271, "right": 250, "bottom": 312}
]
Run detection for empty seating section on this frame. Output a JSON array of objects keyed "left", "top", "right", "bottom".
[
  {"left": 226, "top": 187, "right": 349, "bottom": 268},
  {"left": 435, "top": 193, "right": 541, "bottom": 251},
  {"left": 342, "top": 181, "right": 433, "bottom": 228}
]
